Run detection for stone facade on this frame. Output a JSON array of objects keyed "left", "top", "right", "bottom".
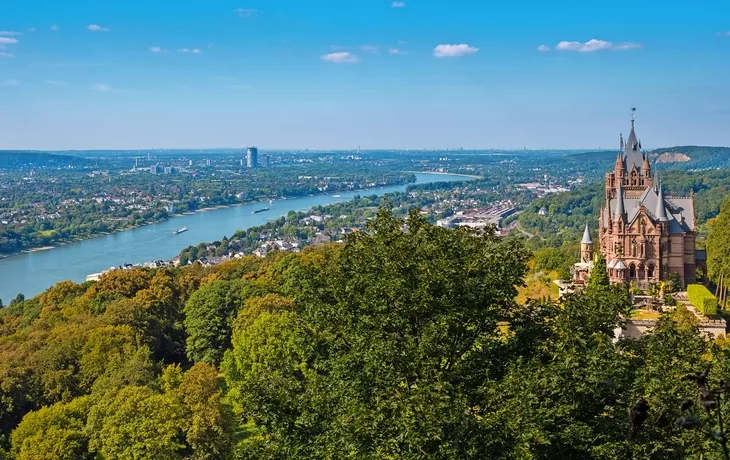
[{"left": 576, "top": 112, "right": 697, "bottom": 288}]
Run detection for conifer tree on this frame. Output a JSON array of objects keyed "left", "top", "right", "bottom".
[{"left": 587, "top": 250, "right": 610, "bottom": 290}]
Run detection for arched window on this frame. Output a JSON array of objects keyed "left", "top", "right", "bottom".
[
  {"left": 629, "top": 263, "right": 636, "bottom": 279},
  {"left": 648, "top": 264, "right": 655, "bottom": 278}
]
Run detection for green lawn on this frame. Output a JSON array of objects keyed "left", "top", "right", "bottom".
[{"left": 630, "top": 309, "right": 662, "bottom": 320}]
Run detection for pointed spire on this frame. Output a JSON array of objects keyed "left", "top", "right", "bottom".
[
  {"left": 615, "top": 181, "right": 625, "bottom": 220},
  {"left": 615, "top": 151, "right": 624, "bottom": 170},
  {"left": 582, "top": 223, "right": 593, "bottom": 244},
  {"left": 620, "top": 133, "right": 624, "bottom": 151},
  {"left": 656, "top": 181, "right": 669, "bottom": 222},
  {"left": 643, "top": 152, "right": 651, "bottom": 175}
]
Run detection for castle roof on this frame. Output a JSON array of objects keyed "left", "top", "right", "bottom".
[
  {"left": 604, "top": 185, "right": 695, "bottom": 232},
  {"left": 623, "top": 117, "right": 645, "bottom": 172},
  {"left": 581, "top": 223, "right": 593, "bottom": 244}
]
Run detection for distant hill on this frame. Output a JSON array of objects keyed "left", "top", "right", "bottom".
[
  {"left": 564, "top": 146, "right": 730, "bottom": 171},
  {"left": 0, "top": 151, "right": 90, "bottom": 170},
  {"left": 649, "top": 146, "right": 730, "bottom": 169},
  {"left": 564, "top": 150, "right": 617, "bottom": 163}
]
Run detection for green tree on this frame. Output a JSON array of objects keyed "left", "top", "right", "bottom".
[
  {"left": 225, "top": 209, "right": 532, "bottom": 457},
  {"left": 587, "top": 251, "right": 610, "bottom": 290},
  {"left": 86, "top": 386, "right": 187, "bottom": 460},
  {"left": 177, "top": 363, "right": 234, "bottom": 459},
  {"left": 184, "top": 280, "right": 245, "bottom": 365},
  {"left": 11, "top": 396, "right": 93, "bottom": 460},
  {"left": 707, "top": 198, "right": 730, "bottom": 284}
]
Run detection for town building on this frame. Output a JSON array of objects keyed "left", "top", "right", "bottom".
[
  {"left": 247, "top": 147, "right": 258, "bottom": 168},
  {"left": 574, "top": 110, "right": 697, "bottom": 288}
]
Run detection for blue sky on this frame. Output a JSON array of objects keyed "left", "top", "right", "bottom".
[{"left": 1, "top": 0, "right": 730, "bottom": 150}]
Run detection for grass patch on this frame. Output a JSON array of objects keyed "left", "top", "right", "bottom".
[
  {"left": 630, "top": 309, "right": 662, "bottom": 320},
  {"left": 517, "top": 270, "right": 561, "bottom": 304}
]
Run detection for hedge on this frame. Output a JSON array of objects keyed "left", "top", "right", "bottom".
[{"left": 687, "top": 284, "right": 718, "bottom": 316}]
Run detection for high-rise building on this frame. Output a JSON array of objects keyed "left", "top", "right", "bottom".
[
  {"left": 260, "top": 153, "right": 269, "bottom": 168},
  {"left": 150, "top": 165, "right": 159, "bottom": 174},
  {"left": 246, "top": 147, "right": 258, "bottom": 168}
]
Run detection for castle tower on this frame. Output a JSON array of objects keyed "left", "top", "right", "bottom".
[
  {"left": 596, "top": 109, "right": 697, "bottom": 287},
  {"left": 581, "top": 224, "right": 594, "bottom": 263}
]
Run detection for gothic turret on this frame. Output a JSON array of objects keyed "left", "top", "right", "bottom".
[
  {"left": 615, "top": 151, "right": 624, "bottom": 173},
  {"left": 642, "top": 153, "right": 651, "bottom": 178},
  {"left": 580, "top": 224, "right": 594, "bottom": 263}
]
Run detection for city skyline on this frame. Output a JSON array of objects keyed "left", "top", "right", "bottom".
[{"left": 1, "top": 0, "right": 730, "bottom": 150}]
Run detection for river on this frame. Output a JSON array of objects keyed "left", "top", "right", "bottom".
[{"left": 0, "top": 173, "right": 472, "bottom": 301}]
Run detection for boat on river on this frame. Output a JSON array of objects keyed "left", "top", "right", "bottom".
[
  {"left": 252, "top": 207, "right": 270, "bottom": 215},
  {"left": 172, "top": 227, "right": 188, "bottom": 235}
]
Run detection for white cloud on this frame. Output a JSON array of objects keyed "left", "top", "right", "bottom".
[
  {"left": 91, "top": 83, "right": 121, "bottom": 92},
  {"left": 179, "top": 48, "right": 203, "bottom": 54},
  {"left": 321, "top": 51, "right": 360, "bottom": 63},
  {"left": 150, "top": 46, "right": 167, "bottom": 53},
  {"left": 391, "top": 1, "right": 406, "bottom": 7},
  {"left": 537, "top": 44, "right": 550, "bottom": 52},
  {"left": 433, "top": 44, "right": 479, "bottom": 58},
  {"left": 360, "top": 45, "right": 380, "bottom": 54},
  {"left": 554, "top": 39, "right": 640, "bottom": 52},
  {"left": 0, "top": 31, "right": 22, "bottom": 36},
  {"left": 717, "top": 31, "right": 730, "bottom": 37},
  {"left": 388, "top": 48, "right": 407, "bottom": 55},
  {"left": 88, "top": 24, "right": 110, "bottom": 32},
  {"left": 0, "top": 79, "right": 19, "bottom": 87},
  {"left": 234, "top": 8, "right": 258, "bottom": 17},
  {"left": 43, "top": 80, "right": 69, "bottom": 85},
  {"left": 0, "top": 37, "right": 19, "bottom": 48},
  {"left": 0, "top": 52, "right": 13, "bottom": 58},
  {"left": 50, "top": 25, "right": 59, "bottom": 32}
]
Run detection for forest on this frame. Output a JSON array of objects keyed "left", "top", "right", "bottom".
[{"left": 2, "top": 209, "right": 730, "bottom": 459}]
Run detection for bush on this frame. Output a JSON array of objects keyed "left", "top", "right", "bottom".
[{"left": 687, "top": 284, "right": 718, "bottom": 316}]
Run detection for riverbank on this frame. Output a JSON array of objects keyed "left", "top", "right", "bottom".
[
  {"left": 0, "top": 180, "right": 415, "bottom": 260},
  {"left": 0, "top": 172, "right": 467, "bottom": 301},
  {"left": 404, "top": 170, "right": 484, "bottom": 179}
]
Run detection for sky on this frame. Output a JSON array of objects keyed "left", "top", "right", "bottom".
[{"left": 1, "top": 0, "right": 730, "bottom": 151}]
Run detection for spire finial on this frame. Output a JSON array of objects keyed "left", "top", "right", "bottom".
[
  {"left": 620, "top": 133, "right": 624, "bottom": 151},
  {"left": 631, "top": 107, "right": 636, "bottom": 128}
]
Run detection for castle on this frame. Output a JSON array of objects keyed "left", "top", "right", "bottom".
[{"left": 574, "top": 111, "right": 697, "bottom": 288}]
